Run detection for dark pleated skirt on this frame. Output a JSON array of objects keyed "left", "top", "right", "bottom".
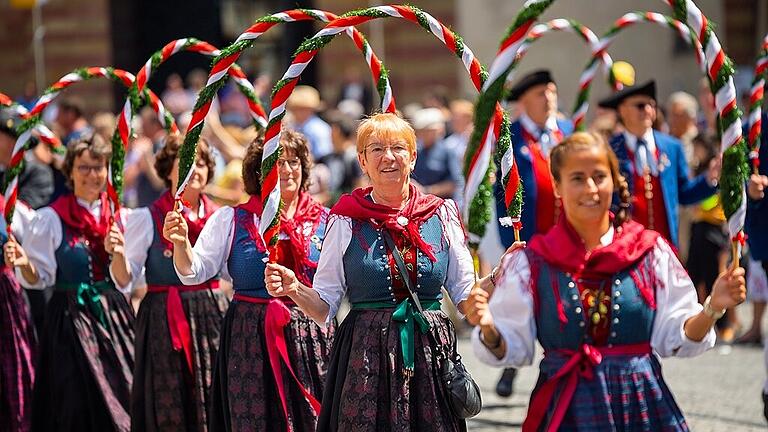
[
  {"left": 31, "top": 287, "right": 135, "bottom": 432},
  {"left": 317, "top": 308, "right": 467, "bottom": 432},
  {"left": 131, "top": 289, "right": 229, "bottom": 432},
  {"left": 208, "top": 299, "right": 334, "bottom": 432},
  {"left": 0, "top": 268, "right": 36, "bottom": 432},
  {"left": 533, "top": 352, "right": 688, "bottom": 431}
]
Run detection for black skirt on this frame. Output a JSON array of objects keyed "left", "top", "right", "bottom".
[
  {"left": 317, "top": 308, "right": 466, "bottom": 432},
  {"left": 0, "top": 268, "right": 36, "bottom": 432},
  {"left": 131, "top": 288, "right": 229, "bottom": 432},
  {"left": 31, "top": 287, "right": 135, "bottom": 432},
  {"left": 208, "top": 299, "right": 334, "bottom": 432}
]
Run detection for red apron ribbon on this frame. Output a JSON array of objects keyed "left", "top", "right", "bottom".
[
  {"left": 147, "top": 281, "right": 219, "bottom": 374},
  {"left": 232, "top": 294, "right": 321, "bottom": 430},
  {"left": 523, "top": 342, "right": 651, "bottom": 432}
]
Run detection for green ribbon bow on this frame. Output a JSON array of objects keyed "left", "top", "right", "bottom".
[
  {"left": 392, "top": 298, "right": 433, "bottom": 373},
  {"left": 59, "top": 281, "right": 111, "bottom": 328},
  {"left": 351, "top": 298, "right": 441, "bottom": 374}
]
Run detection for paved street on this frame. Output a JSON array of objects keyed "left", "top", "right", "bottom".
[{"left": 458, "top": 308, "right": 767, "bottom": 431}]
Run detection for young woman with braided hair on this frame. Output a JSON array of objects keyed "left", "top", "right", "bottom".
[{"left": 467, "top": 131, "right": 746, "bottom": 430}]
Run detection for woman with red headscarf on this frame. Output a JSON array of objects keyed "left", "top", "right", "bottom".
[{"left": 467, "top": 132, "right": 746, "bottom": 431}]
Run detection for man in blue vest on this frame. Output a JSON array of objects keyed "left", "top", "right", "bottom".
[
  {"left": 598, "top": 80, "right": 718, "bottom": 248},
  {"left": 492, "top": 69, "right": 574, "bottom": 397}
]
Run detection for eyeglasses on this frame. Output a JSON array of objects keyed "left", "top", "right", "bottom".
[
  {"left": 277, "top": 158, "right": 301, "bottom": 169},
  {"left": 74, "top": 165, "right": 107, "bottom": 175},
  {"left": 364, "top": 143, "right": 410, "bottom": 158},
  {"left": 632, "top": 101, "right": 656, "bottom": 110}
]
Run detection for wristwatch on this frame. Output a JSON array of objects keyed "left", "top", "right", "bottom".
[{"left": 703, "top": 296, "right": 726, "bottom": 320}]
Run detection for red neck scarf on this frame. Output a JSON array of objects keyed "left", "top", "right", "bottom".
[
  {"left": 151, "top": 191, "right": 218, "bottom": 247},
  {"left": 50, "top": 192, "right": 112, "bottom": 275},
  {"left": 528, "top": 214, "right": 661, "bottom": 314},
  {"left": 331, "top": 184, "right": 444, "bottom": 261},
  {"left": 529, "top": 214, "right": 659, "bottom": 280},
  {"left": 279, "top": 192, "right": 325, "bottom": 286}
]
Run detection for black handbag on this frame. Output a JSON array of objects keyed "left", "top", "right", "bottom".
[{"left": 381, "top": 230, "right": 482, "bottom": 419}]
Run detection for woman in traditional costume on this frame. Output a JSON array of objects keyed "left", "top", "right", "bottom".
[
  {"left": 0, "top": 109, "right": 40, "bottom": 432},
  {"left": 265, "top": 113, "right": 476, "bottom": 431},
  {"left": 0, "top": 197, "right": 36, "bottom": 432},
  {"left": 468, "top": 131, "right": 746, "bottom": 431},
  {"left": 164, "top": 130, "right": 332, "bottom": 432},
  {"left": 14, "top": 133, "right": 135, "bottom": 432},
  {"left": 108, "top": 136, "right": 227, "bottom": 431}
]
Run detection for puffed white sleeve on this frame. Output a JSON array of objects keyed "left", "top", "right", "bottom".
[
  {"left": 651, "top": 237, "right": 716, "bottom": 357},
  {"left": 440, "top": 200, "right": 475, "bottom": 307},
  {"left": 175, "top": 206, "right": 234, "bottom": 284},
  {"left": 471, "top": 249, "right": 537, "bottom": 367},
  {"left": 117, "top": 207, "right": 154, "bottom": 291},
  {"left": 311, "top": 214, "right": 353, "bottom": 326},
  {"left": 16, "top": 207, "right": 61, "bottom": 289},
  {"left": 10, "top": 201, "right": 36, "bottom": 242}
]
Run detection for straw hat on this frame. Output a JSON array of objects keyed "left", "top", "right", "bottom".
[{"left": 287, "top": 85, "right": 322, "bottom": 110}]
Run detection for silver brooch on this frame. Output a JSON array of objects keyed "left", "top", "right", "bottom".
[
  {"left": 163, "top": 249, "right": 173, "bottom": 258},
  {"left": 397, "top": 216, "right": 409, "bottom": 227},
  {"left": 311, "top": 234, "right": 322, "bottom": 251}
]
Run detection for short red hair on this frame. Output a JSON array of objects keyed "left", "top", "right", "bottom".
[{"left": 356, "top": 113, "right": 416, "bottom": 154}]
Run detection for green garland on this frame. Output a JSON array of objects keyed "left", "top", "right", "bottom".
[
  {"left": 501, "top": 0, "right": 554, "bottom": 41},
  {"left": 721, "top": 142, "right": 750, "bottom": 217},
  {"left": 465, "top": 0, "right": 555, "bottom": 240},
  {"left": 376, "top": 65, "right": 390, "bottom": 111}
]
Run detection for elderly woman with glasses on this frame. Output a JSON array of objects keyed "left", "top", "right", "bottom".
[
  {"left": 9, "top": 133, "right": 135, "bottom": 432},
  {"left": 265, "top": 113, "right": 477, "bottom": 431},
  {"left": 164, "top": 130, "right": 333, "bottom": 432}
]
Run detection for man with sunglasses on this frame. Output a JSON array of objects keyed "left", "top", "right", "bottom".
[{"left": 598, "top": 80, "right": 718, "bottom": 248}]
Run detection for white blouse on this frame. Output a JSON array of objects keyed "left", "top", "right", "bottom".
[
  {"left": 7, "top": 201, "right": 35, "bottom": 243},
  {"left": 119, "top": 201, "right": 208, "bottom": 290},
  {"left": 17, "top": 198, "right": 130, "bottom": 293},
  {"left": 313, "top": 199, "right": 476, "bottom": 326},
  {"left": 173, "top": 205, "right": 242, "bottom": 285},
  {"left": 471, "top": 231, "right": 716, "bottom": 368}
]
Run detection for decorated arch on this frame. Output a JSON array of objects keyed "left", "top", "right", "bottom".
[
  {"left": 175, "top": 8, "right": 399, "bottom": 207},
  {"left": 471, "top": 0, "right": 749, "bottom": 257},
  {"left": 2, "top": 67, "right": 177, "bottom": 228}
]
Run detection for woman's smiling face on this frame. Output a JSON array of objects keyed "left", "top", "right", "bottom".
[
  {"left": 554, "top": 145, "right": 614, "bottom": 227},
  {"left": 357, "top": 134, "right": 416, "bottom": 192}
]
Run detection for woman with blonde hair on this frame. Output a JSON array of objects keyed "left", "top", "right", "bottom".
[{"left": 266, "top": 113, "right": 477, "bottom": 431}]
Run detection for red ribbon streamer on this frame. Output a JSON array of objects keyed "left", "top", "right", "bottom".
[
  {"left": 232, "top": 294, "right": 321, "bottom": 430},
  {"left": 147, "top": 281, "right": 219, "bottom": 374},
  {"left": 523, "top": 342, "right": 651, "bottom": 432}
]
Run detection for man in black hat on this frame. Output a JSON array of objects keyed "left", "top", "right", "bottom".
[
  {"left": 598, "top": 80, "right": 718, "bottom": 248},
  {"left": 490, "top": 69, "right": 574, "bottom": 397}
]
